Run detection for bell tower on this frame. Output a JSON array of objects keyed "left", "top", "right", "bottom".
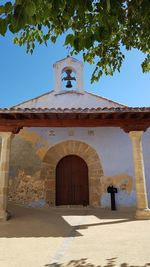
[{"left": 53, "top": 56, "right": 84, "bottom": 93}]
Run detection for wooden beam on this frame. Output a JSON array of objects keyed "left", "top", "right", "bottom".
[
  {"left": 0, "top": 111, "right": 149, "bottom": 132},
  {"left": 0, "top": 117, "right": 149, "bottom": 129},
  {"left": 0, "top": 126, "right": 23, "bottom": 134}
]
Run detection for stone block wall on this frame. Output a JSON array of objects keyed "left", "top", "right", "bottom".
[{"left": 8, "top": 170, "right": 45, "bottom": 207}]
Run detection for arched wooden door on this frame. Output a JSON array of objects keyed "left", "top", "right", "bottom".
[{"left": 56, "top": 155, "right": 89, "bottom": 206}]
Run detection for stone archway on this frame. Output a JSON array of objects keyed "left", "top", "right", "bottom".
[{"left": 40, "top": 140, "right": 103, "bottom": 207}]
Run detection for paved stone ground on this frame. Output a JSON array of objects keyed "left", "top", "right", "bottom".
[{"left": 0, "top": 203, "right": 150, "bottom": 267}]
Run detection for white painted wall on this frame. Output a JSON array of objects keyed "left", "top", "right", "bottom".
[
  {"left": 21, "top": 126, "right": 141, "bottom": 208},
  {"left": 15, "top": 90, "right": 125, "bottom": 109},
  {"left": 53, "top": 56, "right": 84, "bottom": 93},
  {"left": 12, "top": 123, "right": 150, "bottom": 209},
  {"left": 26, "top": 127, "right": 133, "bottom": 175}
]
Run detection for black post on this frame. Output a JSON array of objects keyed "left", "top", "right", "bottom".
[{"left": 107, "top": 185, "right": 118, "bottom": 210}]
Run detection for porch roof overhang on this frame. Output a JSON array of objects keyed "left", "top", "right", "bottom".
[{"left": 0, "top": 107, "right": 150, "bottom": 133}]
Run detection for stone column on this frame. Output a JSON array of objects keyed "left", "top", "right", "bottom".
[
  {"left": 0, "top": 132, "right": 13, "bottom": 221},
  {"left": 129, "top": 131, "right": 150, "bottom": 219}
]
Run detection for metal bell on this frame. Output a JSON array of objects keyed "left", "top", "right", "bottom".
[
  {"left": 66, "top": 80, "right": 72, "bottom": 88},
  {"left": 62, "top": 68, "right": 76, "bottom": 89}
]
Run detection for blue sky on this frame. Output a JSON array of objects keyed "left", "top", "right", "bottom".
[{"left": 0, "top": 32, "right": 150, "bottom": 108}]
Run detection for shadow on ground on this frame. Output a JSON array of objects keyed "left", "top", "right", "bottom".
[
  {"left": 0, "top": 203, "right": 136, "bottom": 238},
  {"left": 45, "top": 258, "right": 150, "bottom": 267}
]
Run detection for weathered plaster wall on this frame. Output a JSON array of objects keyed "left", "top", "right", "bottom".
[
  {"left": 6, "top": 126, "right": 140, "bottom": 208},
  {"left": 6, "top": 126, "right": 150, "bottom": 208},
  {"left": 8, "top": 131, "right": 47, "bottom": 207}
]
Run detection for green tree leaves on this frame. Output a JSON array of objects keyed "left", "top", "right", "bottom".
[
  {"left": 0, "top": 0, "right": 150, "bottom": 82},
  {"left": 0, "top": 19, "right": 7, "bottom": 36},
  {"left": 5, "top": 2, "right": 12, "bottom": 13},
  {"left": 25, "top": 1, "right": 36, "bottom": 17},
  {"left": 142, "top": 55, "right": 150, "bottom": 73}
]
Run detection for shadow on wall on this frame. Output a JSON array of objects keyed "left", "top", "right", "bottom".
[
  {"left": 8, "top": 136, "right": 44, "bottom": 205},
  {"left": 10, "top": 135, "right": 42, "bottom": 176},
  {"left": 45, "top": 258, "right": 150, "bottom": 267}
]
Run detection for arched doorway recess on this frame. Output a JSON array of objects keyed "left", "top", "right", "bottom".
[
  {"left": 40, "top": 140, "right": 103, "bottom": 207},
  {"left": 56, "top": 155, "right": 89, "bottom": 206}
]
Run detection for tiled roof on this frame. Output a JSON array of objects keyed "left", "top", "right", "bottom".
[
  {"left": 0, "top": 107, "right": 149, "bottom": 133},
  {"left": 0, "top": 107, "right": 150, "bottom": 113}
]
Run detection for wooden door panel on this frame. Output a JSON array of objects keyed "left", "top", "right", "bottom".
[
  {"left": 56, "top": 155, "right": 89, "bottom": 205},
  {"left": 56, "top": 156, "right": 71, "bottom": 205}
]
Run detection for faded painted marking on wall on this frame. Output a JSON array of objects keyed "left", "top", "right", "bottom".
[{"left": 101, "top": 173, "right": 133, "bottom": 194}]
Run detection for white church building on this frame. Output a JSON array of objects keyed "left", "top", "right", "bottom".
[{"left": 0, "top": 56, "right": 150, "bottom": 220}]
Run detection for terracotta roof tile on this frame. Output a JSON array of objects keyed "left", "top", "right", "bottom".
[{"left": 0, "top": 107, "right": 150, "bottom": 113}]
